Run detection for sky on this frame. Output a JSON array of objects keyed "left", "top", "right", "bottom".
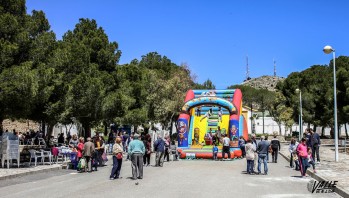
[{"left": 26, "top": 0, "right": 349, "bottom": 89}]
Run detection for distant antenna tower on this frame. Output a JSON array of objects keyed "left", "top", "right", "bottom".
[
  {"left": 273, "top": 58, "right": 276, "bottom": 77},
  {"left": 246, "top": 56, "right": 250, "bottom": 80}
]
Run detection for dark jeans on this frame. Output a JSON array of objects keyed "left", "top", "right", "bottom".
[
  {"left": 164, "top": 148, "right": 170, "bottom": 162},
  {"left": 258, "top": 154, "right": 268, "bottom": 174},
  {"left": 247, "top": 160, "right": 254, "bottom": 173},
  {"left": 131, "top": 153, "right": 143, "bottom": 179},
  {"left": 240, "top": 145, "right": 246, "bottom": 157},
  {"left": 143, "top": 153, "right": 150, "bottom": 165},
  {"left": 290, "top": 154, "right": 294, "bottom": 168},
  {"left": 110, "top": 156, "right": 122, "bottom": 179},
  {"left": 222, "top": 146, "right": 231, "bottom": 159},
  {"left": 299, "top": 156, "right": 309, "bottom": 176},
  {"left": 272, "top": 148, "right": 278, "bottom": 162},
  {"left": 98, "top": 150, "right": 103, "bottom": 166},
  {"left": 312, "top": 144, "right": 320, "bottom": 162},
  {"left": 294, "top": 157, "right": 300, "bottom": 170},
  {"left": 309, "top": 160, "right": 315, "bottom": 170}
]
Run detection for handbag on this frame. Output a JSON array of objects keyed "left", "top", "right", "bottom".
[
  {"left": 116, "top": 152, "right": 123, "bottom": 159},
  {"left": 268, "top": 145, "right": 273, "bottom": 153}
]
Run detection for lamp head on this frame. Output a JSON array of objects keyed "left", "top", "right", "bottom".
[
  {"left": 323, "top": 45, "right": 334, "bottom": 54},
  {"left": 295, "top": 88, "right": 300, "bottom": 93}
]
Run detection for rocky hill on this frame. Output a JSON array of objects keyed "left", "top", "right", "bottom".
[{"left": 241, "top": 75, "right": 285, "bottom": 91}]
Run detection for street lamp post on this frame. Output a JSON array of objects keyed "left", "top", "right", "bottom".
[
  {"left": 296, "top": 88, "right": 302, "bottom": 141},
  {"left": 323, "top": 45, "right": 339, "bottom": 162}
]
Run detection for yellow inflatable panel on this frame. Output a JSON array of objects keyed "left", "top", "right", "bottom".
[
  {"left": 218, "top": 114, "right": 230, "bottom": 135},
  {"left": 191, "top": 115, "right": 207, "bottom": 144}
]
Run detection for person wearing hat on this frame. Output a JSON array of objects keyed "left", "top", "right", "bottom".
[{"left": 128, "top": 133, "right": 145, "bottom": 179}]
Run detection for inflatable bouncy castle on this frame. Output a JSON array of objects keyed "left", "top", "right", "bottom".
[{"left": 177, "top": 89, "right": 248, "bottom": 159}]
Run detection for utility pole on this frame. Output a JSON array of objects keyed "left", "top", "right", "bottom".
[
  {"left": 246, "top": 56, "right": 250, "bottom": 81},
  {"left": 273, "top": 58, "right": 276, "bottom": 77}
]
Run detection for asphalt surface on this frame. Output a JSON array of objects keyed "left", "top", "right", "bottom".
[{"left": 0, "top": 154, "right": 341, "bottom": 198}]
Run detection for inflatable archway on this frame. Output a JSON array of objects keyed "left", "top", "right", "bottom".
[{"left": 176, "top": 89, "right": 248, "bottom": 159}]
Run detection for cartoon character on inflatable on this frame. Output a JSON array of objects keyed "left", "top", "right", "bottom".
[{"left": 178, "top": 121, "right": 187, "bottom": 145}]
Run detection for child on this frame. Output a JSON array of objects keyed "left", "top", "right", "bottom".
[
  {"left": 218, "top": 107, "right": 223, "bottom": 122},
  {"left": 212, "top": 144, "right": 218, "bottom": 160},
  {"left": 307, "top": 147, "right": 316, "bottom": 173},
  {"left": 196, "top": 106, "right": 201, "bottom": 117},
  {"left": 200, "top": 108, "right": 213, "bottom": 122}
]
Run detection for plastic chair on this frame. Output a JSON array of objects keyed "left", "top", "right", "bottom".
[
  {"left": 41, "top": 149, "right": 52, "bottom": 165},
  {"left": 59, "top": 146, "right": 70, "bottom": 162},
  {"left": 1, "top": 139, "right": 20, "bottom": 168},
  {"left": 29, "top": 149, "right": 42, "bottom": 166}
]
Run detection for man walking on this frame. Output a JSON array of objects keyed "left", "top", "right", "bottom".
[
  {"left": 128, "top": 133, "right": 145, "bottom": 180},
  {"left": 310, "top": 129, "right": 321, "bottom": 163},
  {"left": 222, "top": 134, "right": 231, "bottom": 160},
  {"left": 257, "top": 135, "right": 270, "bottom": 175},
  {"left": 83, "top": 137, "right": 95, "bottom": 172},
  {"left": 270, "top": 135, "right": 281, "bottom": 163},
  {"left": 154, "top": 135, "right": 165, "bottom": 167}
]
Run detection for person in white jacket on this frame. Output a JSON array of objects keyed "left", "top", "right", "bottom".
[
  {"left": 289, "top": 138, "right": 299, "bottom": 170},
  {"left": 245, "top": 139, "right": 256, "bottom": 175}
]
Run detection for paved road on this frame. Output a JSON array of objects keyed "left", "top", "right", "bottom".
[{"left": 0, "top": 155, "right": 341, "bottom": 198}]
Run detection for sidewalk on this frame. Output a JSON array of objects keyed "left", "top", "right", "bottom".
[
  {"left": 0, "top": 164, "right": 61, "bottom": 180},
  {"left": 0, "top": 154, "right": 116, "bottom": 181},
  {"left": 280, "top": 142, "right": 349, "bottom": 197}
]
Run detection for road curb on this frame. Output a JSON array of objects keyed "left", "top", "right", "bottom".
[
  {"left": 279, "top": 152, "right": 349, "bottom": 198},
  {"left": 0, "top": 165, "right": 61, "bottom": 181}
]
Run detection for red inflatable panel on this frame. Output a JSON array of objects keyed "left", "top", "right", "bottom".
[
  {"left": 243, "top": 116, "right": 249, "bottom": 141},
  {"left": 232, "top": 89, "right": 242, "bottom": 116},
  {"left": 217, "top": 152, "right": 235, "bottom": 159},
  {"left": 234, "top": 150, "right": 242, "bottom": 158},
  {"left": 184, "top": 90, "right": 195, "bottom": 102},
  {"left": 180, "top": 152, "right": 186, "bottom": 159}
]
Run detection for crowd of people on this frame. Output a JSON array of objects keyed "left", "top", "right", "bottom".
[
  {"left": 240, "top": 128, "right": 321, "bottom": 178},
  {"left": 107, "top": 132, "right": 176, "bottom": 180},
  {"left": 243, "top": 135, "right": 275, "bottom": 175},
  {"left": 288, "top": 128, "right": 321, "bottom": 177},
  {"left": 3, "top": 125, "right": 322, "bottom": 181},
  {"left": 1, "top": 129, "right": 46, "bottom": 145}
]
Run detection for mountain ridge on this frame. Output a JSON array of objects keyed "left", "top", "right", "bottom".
[{"left": 241, "top": 75, "right": 285, "bottom": 91}]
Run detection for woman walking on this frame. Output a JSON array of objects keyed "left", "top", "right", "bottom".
[
  {"left": 110, "top": 137, "right": 123, "bottom": 180},
  {"left": 143, "top": 134, "right": 151, "bottom": 166},
  {"left": 297, "top": 138, "right": 309, "bottom": 177},
  {"left": 77, "top": 137, "right": 84, "bottom": 171},
  {"left": 164, "top": 135, "right": 171, "bottom": 162}
]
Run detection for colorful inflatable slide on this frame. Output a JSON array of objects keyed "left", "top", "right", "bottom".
[{"left": 177, "top": 89, "right": 248, "bottom": 159}]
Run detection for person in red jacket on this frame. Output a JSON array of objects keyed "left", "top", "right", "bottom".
[{"left": 77, "top": 137, "right": 84, "bottom": 160}]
